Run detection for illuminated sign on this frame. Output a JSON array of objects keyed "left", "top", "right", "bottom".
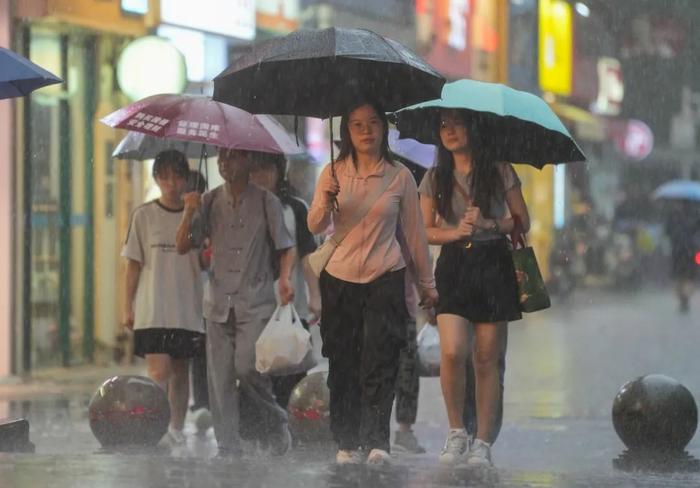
[
  {"left": 594, "top": 57, "right": 624, "bottom": 116},
  {"left": 17, "top": 0, "right": 148, "bottom": 36},
  {"left": 160, "top": 0, "right": 256, "bottom": 40},
  {"left": 448, "top": 0, "right": 470, "bottom": 51},
  {"left": 121, "top": 0, "right": 148, "bottom": 15},
  {"left": 539, "top": 0, "right": 572, "bottom": 96},
  {"left": 471, "top": 0, "right": 500, "bottom": 82},
  {"left": 116, "top": 36, "right": 187, "bottom": 102},
  {"left": 257, "top": 0, "right": 300, "bottom": 32},
  {"left": 420, "top": 0, "right": 473, "bottom": 80},
  {"left": 614, "top": 119, "right": 654, "bottom": 161}
]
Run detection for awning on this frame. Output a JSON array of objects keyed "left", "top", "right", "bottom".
[{"left": 550, "top": 102, "right": 606, "bottom": 142}]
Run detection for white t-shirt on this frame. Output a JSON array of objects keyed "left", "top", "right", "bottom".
[{"left": 122, "top": 200, "right": 204, "bottom": 332}]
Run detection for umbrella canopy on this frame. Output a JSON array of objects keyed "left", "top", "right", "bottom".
[
  {"left": 394, "top": 79, "right": 586, "bottom": 167},
  {"left": 101, "top": 94, "right": 304, "bottom": 156},
  {"left": 112, "top": 131, "right": 218, "bottom": 160},
  {"left": 213, "top": 27, "right": 445, "bottom": 118},
  {"left": 0, "top": 47, "right": 62, "bottom": 99},
  {"left": 388, "top": 129, "right": 436, "bottom": 169},
  {"left": 653, "top": 180, "right": 700, "bottom": 202}
]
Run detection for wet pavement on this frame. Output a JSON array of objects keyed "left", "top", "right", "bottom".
[{"left": 1, "top": 287, "right": 700, "bottom": 487}]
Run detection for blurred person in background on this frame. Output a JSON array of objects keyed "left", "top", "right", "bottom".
[
  {"left": 665, "top": 200, "right": 700, "bottom": 313},
  {"left": 249, "top": 153, "right": 320, "bottom": 423},
  {"left": 187, "top": 169, "right": 214, "bottom": 436}
]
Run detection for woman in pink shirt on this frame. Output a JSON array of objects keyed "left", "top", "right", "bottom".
[{"left": 307, "top": 98, "right": 438, "bottom": 465}]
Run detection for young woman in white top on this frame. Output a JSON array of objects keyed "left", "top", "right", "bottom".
[{"left": 122, "top": 150, "right": 205, "bottom": 445}]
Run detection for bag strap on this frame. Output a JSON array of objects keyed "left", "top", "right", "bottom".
[
  {"left": 453, "top": 177, "right": 472, "bottom": 207},
  {"left": 330, "top": 162, "right": 402, "bottom": 245},
  {"left": 510, "top": 215, "right": 527, "bottom": 249}
]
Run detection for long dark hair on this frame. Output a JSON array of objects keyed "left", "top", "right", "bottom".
[
  {"left": 432, "top": 110, "right": 504, "bottom": 221},
  {"left": 337, "top": 97, "right": 394, "bottom": 166}
]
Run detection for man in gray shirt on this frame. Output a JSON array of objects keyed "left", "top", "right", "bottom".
[{"left": 176, "top": 148, "right": 296, "bottom": 456}]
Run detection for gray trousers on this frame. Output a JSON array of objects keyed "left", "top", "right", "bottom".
[
  {"left": 394, "top": 319, "right": 419, "bottom": 425},
  {"left": 206, "top": 308, "right": 288, "bottom": 450}
]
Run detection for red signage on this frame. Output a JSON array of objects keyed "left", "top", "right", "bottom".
[
  {"left": 417, "top": 0, "right": 473, "bottom": 79},
  {"left": 614, "top": 119, "right": 654, "bottom": 161}
]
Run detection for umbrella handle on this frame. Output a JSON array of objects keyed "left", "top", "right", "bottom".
[
  {"left": 197, "top": 143, "right": 208, "bottom": 192},
  {"left": 329, "top": 119, "right": 339, "bottom": 211}
]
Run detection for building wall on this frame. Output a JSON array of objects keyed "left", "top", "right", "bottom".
[
  {"left": 9, "top": 4, "right": 150, "bottom": 370},
  {"left": 0, "top": 0, "right": 13, "bottom": 377}
]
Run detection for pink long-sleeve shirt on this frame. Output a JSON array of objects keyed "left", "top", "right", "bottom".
[{"left": 308, "top": 157, "right": 436, "bottom": 290}]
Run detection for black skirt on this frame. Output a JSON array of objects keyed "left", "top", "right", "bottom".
[
  {"left": 435, "top": 239, "right": 522, "bottom": 323},
  {"left": 133, "top": 328, "right": 205, "bottom": 359}
]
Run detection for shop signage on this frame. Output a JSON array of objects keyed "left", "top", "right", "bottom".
[
  {"left": 121, "top": 0, "right": 148, "bottom": 15},
  {"left": 257, "top": 0, "right": 300, "bottom": 32},
  {"left": 539, "top": 0, "right": 572, "bottom": 96},
  {"left": 418, "top": 0, "right": 473, "bottom": 80},
  {"left": 614, "top": 119, "right": 654, "bottom": 161},
  {"left": 593, "top": 57, "right": 624, "bottom": 116},
  {"left": 160, "top": 0, "right": 256, "bottom": 40}
]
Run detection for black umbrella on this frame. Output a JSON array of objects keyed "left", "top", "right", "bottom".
[{"left": 213, "top": 27, "right": 445, "bottom": 118}]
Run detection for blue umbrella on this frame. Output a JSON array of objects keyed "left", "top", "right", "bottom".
[
  {"left": 653, "top": 180, "right": 700, "bottom": 202},
  {"left": 394, "top": 79, "right": 585, "bottom": 167},
  {"left": 388, "top": 129, "right": 436, "bottom": 169},
  {"left": 0, "top": 47, "right": 62, "bottom": 99}
]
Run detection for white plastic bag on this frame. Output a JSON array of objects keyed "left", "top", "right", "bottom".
[
  {"left": 255, "top": 304, "right": 316, "bottom": 376},
  {"left": 416, "top": 323, "right": 441, "bottom": 377}
]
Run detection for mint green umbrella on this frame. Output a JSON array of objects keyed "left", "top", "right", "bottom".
[{"left": 394, "top": 79, "right": 585, "bottom": 167}]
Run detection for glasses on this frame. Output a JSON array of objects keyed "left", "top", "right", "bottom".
[
  {"left": 348, "top": 119, "right": 381, "bottom": 133},
  {"left": 439, "top": 119, "right": 467, "bottom": 130}
]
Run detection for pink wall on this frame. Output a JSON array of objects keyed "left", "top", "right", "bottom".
[{"left": 0, "top": 0, "right": 14, "bottom": 377}]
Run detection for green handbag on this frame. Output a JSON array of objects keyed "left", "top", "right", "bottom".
[{"left": 510, "top": 218, "right": 551, "bottom": 313}]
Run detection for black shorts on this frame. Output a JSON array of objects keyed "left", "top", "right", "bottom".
[
  {"left": 133, "top": 328, "right": 205, "bottom": 359},
  {"left": 435, "top": 239, "right": 522, "bottom": 323}
]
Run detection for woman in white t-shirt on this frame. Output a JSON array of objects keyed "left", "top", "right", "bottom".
[{"left": 122, "top": 150, "right": 205, "bottom": 446}]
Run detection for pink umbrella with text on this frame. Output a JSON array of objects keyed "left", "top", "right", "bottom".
[{"left": 101, "top": 93, "right": 303, "bottom": 155}]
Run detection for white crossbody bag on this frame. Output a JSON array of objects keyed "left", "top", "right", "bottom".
[{"left": 308, "top": 163, "right": 401, "bottom": 277}]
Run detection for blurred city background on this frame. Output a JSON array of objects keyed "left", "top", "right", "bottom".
[{"left": 0, "top": 0, "right": 698, "bottom": 380}]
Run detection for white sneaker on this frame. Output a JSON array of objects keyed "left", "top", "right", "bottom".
[
  {"left": 166, "top": 427, "right": 187, "bottom": 446},
  {"left": 191, "top": 408, "right": 213, "bottom": 435},
  {"left": 466, "top": 438, "right": 492, "bottom": 466},
  {"left": 366, "top": 448, "right": 391, "bottom": 465},
  {"left": 439, "top": 429, "right": 469, "bottom": 465},
  {"left": 336, "top": 449, "right": 363, "bottom": 465}
]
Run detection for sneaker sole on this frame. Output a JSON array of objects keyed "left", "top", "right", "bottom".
[
  {"left": 392, "top": 444, "right": 426, "bottom": 454},
  {"left": 367, "top": 457, "right": 391, "bottom": 466},
  {"left": 439, "top": 453, "right": 468, "bottom": 465}
]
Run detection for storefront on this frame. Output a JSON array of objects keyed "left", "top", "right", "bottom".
[{"left": 11, "top": 0, "right": 152, "bottom": 372}]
